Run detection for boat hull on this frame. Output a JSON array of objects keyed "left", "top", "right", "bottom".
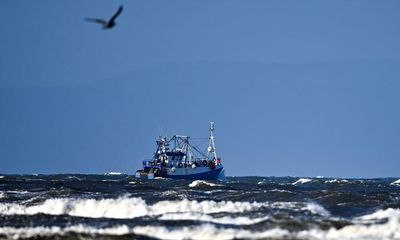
[
  {"left": 135, "top": 165, "right": 224, "bottom": 180},
  {"left": 167, "top": 166, "right": 224, "bottom": 180}
]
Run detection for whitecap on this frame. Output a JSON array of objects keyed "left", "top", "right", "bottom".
[
  {"left": 6, "top": 190, "right": 30, "bottom": 195},
  {"left": 204, "top": 189, "right": 238, "bottom": 195},
  {"left": 1, "top": 221, "right": 400, "bottom": 240},
  {"left": 297, "top": 209, "right": 400, "bottom": 240},
  {"left": 0, "top": 176, "right": 4, "bottom": 179},
  {"left": 0, "top": 225, "right": 131, "bottom": 239},
  {"left": 104, "top": 172, "right": 125, "bottom": 176},
  {"left": 325, "top": 179, "right": 349, "bottom": 184},
  {"left": 357, "top": 208, "right": 400, "bottom": 222},
  {"left": 189, "top": 180, "right": 221, "bottom": 188},
  {"left": 292, "top": 178, "right": 312, "bottom": 185},
  {"left": 67, "top": 176, "right": 82, "bottom": 181},
  {"left": 159, "top": 212, "right": 269, "bottom": 225},
  {"left": 0, "top": 224, "right": 291, "bottom": 240},
  {"left": 0, "top": 192, "right": 4, "bottom": 199},
  {"left": 390, "top": 179, "right": 400, "bottom": 186},
  {"left": 269, "top": 188, "right": 292, "bottom": 193},
  {"left": 302, "top": 202, "right": 330, "bottom": 217},
  {"left": 132, "top": 224, "right": 290, "bottom": 240},
  {"left": 0, "top": 196, "right": 267, "bottom": 219},
  {"left": 257, "top": 179, "right": 266, "bottom": 185}
]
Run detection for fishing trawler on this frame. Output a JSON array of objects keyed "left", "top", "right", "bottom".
[{"left": 135, "top": 122, "right": 224, "bottom": 180}]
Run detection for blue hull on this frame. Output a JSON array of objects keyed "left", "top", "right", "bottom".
[{"left": 167, "top": 167, "right": 224, "bottom": 180}]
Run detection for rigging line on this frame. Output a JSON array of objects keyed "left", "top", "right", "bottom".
[{"left": 191, "top": 144, "right": 208, "bottom": 158}]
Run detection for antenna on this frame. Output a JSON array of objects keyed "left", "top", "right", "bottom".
[{"left": 207, "top": 122, "right": 217, "bottom": 160}]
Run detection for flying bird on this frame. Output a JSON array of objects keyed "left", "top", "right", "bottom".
[{"left": 85, "top": 5, "right": 123, "bottom": 29}]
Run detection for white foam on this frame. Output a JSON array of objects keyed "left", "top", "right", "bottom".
[
  {"left": 325, "top": 179, "right": 349, "bottom": 184},
  {"left": 292, "top": 178, "right": 312, "bottom": 185},
  {"left": 269, "top": 202, "right": 330, "bottom": 216},
  {"left": 257, "top": 179, "right": 266, "bottom": 185},
  {"left": 0, "top": 225, "right": 132, "bottom": 239},
  {"left": 302, "top": 202, "right": 330, "bottom": 217},
  {"left": 0, "top": 197, "right": 267, "bottom": 219},
  {"left": 298, "top": 209, "right": 400, "bottom": 240},
  {"left": 269, "top": 188, "right": 292, "bottom": 193},
  {"left": 132, "top": 224, "right": 290, "bottom": 240},
  {"left": 6, "top": 190, "right": 30, "bottom": 195},
  {"left": 0, "top": 176, "right": 4, "bottom": 179},
  {"left": 390, "top": 179, "right": 400, "bottom": 186},
  {"left": 357, "top": 208, "right": 400, "bottom": 222},
  {"left": 0, "top": 192, "right": 4, "bottom": 199},
  {"left": 105, "top": 172, "right": 124, "bottom": 175},
  {"left": 2, "top": 218, "right": 400, "bottom": 240},
  {"left": 189, "top": 180, "right": 221, "bottom": 188},
  {"left": 159, "top": 212, "right": 269, "bottom": 225},
  {"left": 0, "top": 224, "right": 290, "bottom": 240}
]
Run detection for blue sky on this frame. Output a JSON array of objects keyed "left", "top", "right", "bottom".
[{"left": 0, "top": 0, "right": 399, "bottom": 177}]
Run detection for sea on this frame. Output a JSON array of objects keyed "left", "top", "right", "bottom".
[{"left": 0, "top": 174, "right": 399, "bottom": 240}]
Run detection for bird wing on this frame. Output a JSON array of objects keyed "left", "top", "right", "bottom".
[
  {"left": 85, "top": 18, "right": 108, "bottom": 25},
  {"left": 109, "top": 5, "right": 123, "bottom": 23}
]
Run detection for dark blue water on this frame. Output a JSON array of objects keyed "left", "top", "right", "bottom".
[{"left": 0, "top": 174, "right": 399, "bottom": 239}]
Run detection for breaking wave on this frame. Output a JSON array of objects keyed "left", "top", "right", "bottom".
[
  {"left": 357, "top": 208, "right": 400, "bottom": 222},
  {"left": 325, "top": 179, "right": 349, "bottom": 184},
  {"left": 0, "top": 197, "right": 267, "bottom": 219},
  {"left": 0, "top": 224, "right": 290, "bottom": 240},
  {"left": 189, "top": 180, "right": 221, "bottom": 188},
  {"left": 1, "top": 210, "right": 400, "bottom": 240},
  {"left": 104, "top": 172, "right": 125, "bottom": 176},
  {"left": 292, "top": 178, "right": 313, "bottom": 185},
  {"left": 158, "top": 212, "right": 270, "bottom": 225},
  {"left": 390, "top": 179, "right": 400, "bottom": 186},
  {"left": 0, "top": 196, "right": 330, "bottom": 220}
]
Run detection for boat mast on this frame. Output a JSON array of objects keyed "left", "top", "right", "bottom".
[{"left": 207, "top": 122, "right": 218, "bottom": 160}]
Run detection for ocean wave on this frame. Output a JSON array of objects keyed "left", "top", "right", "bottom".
[
  {"left": 0, "top": 176, "right": 4, "bottom": 179},
  {"left": 269, "top": 202, "right": 330, "bottom": 217},
  {"left": 269, "top": 188, "right": 292, "bottom": 193},
  {"left": 257, "top": 179, "right": 266, "bottom": 185},
  {"left": 158, "top": 212, "right": 270, "bottom": 225},
  {"left": 390, "top": 179, "right": 400, "bottom": 186},
  {"left": 0, "top": 224, "right": 290, "bottom": 240},
  {"left": 0, "top": 225, "right": 132, "bottom": 239},
  {"left": 132, "top": 224, "right": 290, "bottom": 240},
  {"left": 0, "top": 196, "right": 330, "bottom": 219},
  {"left": 104, "top": 172, "right": 125, "bottom": 176},
  {"left": 0, "top": 197, "right": 267, "bottom": 219},
  {"left": 0, "top": 192, "right": 4, "bottom": 199},
  {"left": 189, "top": 180, "right": 221, "bottom": 188},
  {"left": 301, "top": 208, "right": 400, "bottom": 240},
  {"left": 292, "top": 178, "right": 313, "bottom": 185},
  {"left": 302, "top": 202, "right": 330, "bottom": 217},
  {"left": 325, "top": 179, "right": 349, "bottom": 184},
  {"left": 101, "top": 179, "right": 120, "bottom": 182},
  {"left": 6, "top": 190, "right": 30, "bottom": 195},
  {"left": 1, "top": 218, "right": 400, "bottom": 240},
  {"left": 357, "top": 208, "right": 400, "bottom": 222}
]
